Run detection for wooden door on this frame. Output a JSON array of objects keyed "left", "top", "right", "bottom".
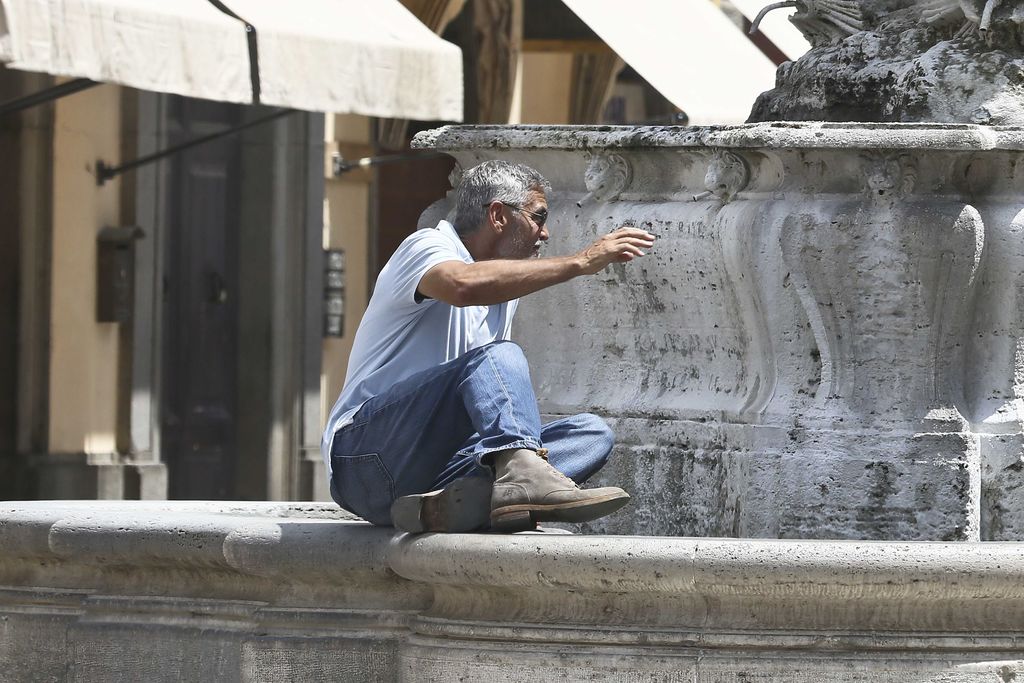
[{"left": 162, "top": 97, "right": 241, "bottom": 500}]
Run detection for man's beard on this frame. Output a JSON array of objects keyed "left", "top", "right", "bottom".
[{"left": 498, "top": 229, "right": 539, "bottom": 260}]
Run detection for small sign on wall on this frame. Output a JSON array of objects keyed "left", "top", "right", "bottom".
[
  {"left": 324, "top": 249, "right": 345, "bottom": 337},
  {"left": 96, "top": 226, "right": 144, "bottom": 323}
]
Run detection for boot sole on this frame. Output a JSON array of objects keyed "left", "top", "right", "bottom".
[
  {"left": 391, "top": 476, "right": 493, "bottom": 533},
  {"left": 491, "top": 491, "right": 630, "bottom": 532}
]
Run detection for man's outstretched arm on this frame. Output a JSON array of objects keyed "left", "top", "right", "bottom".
[{"left": 418, "top": 227, "right": 656, "bottom": 307}]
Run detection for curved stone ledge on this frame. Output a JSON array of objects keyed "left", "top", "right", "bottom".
[
  {"left": 413, "top": 122, "right": 1024, "bottom": 153},
  {"left": 3, "top": 502, "right": 1024, "bottom": 681},
  {"left": 389, "top": 533, "right": 1024, "bottom": 600},
  {"left": 0, "top": 501, "right": 393, "bottom": 579}
]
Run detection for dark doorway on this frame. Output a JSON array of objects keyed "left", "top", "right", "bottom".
[
  {"left": 375, "top": 137, "right": 455, "bottom": 273},
  {"left": 0, "top": 69, "right": 53, "bottom": 500},
  {"left": 0, "top": 72, "right": 23, "bottom": 499},
  {"left": 161, "top": 97, "right": 242, "bottom": 500}
]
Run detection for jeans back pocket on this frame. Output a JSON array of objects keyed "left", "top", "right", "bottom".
[{"left": 330, "top": 452, "right": 395, "bottom": 525}]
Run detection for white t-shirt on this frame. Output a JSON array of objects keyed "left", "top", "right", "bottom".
[{"left": 320, "top": 220, "right": 518, "bottom": 477}]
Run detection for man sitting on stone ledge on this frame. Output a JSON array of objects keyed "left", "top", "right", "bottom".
[{"left": 321, "top": 160, "right": 656, "bottom": 533}]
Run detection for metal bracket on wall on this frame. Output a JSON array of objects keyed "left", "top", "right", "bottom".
[
  {"left": 0, "top": 78, "right": 99, "bottom": 117},
  {"left": 96, "top": 108, "right": 294, "bottom": 185},
  {"left": 331, "top": 150, "right": 449, "bottom": 176}
]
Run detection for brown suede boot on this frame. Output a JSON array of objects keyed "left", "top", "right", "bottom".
[
  {"left": 489, "top": 448, "right": 630, "bottom": 532},
  {"left": 390, "top": 475, "right": 493, "bottom": 533}
]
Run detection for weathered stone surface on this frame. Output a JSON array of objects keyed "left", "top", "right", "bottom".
[
  {"left": 748, "top": 1, "right": 1024, "bottom": 124},
  {"left": 4, "top": 502, "right": 1024, "bottom": 681},
  {"left": 0, "top": 501, "right": 422, "bottom": 683},
  {"left": 414, "top": 123, "right": 1024, "bottom": 540}
]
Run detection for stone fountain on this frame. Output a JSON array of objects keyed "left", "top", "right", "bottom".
[
  {"left": 415, "top": 0, "right": 1024, "bottom": 542},
  {"left": 5, "top": 3, "right": 1024, "bottom": 680}
]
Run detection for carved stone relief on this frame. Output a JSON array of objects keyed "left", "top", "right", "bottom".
[
  {"left": 862, "top": 152, "right": 918, "bottom": 199},
  {"left": 578, "top": 152, "right": 632, "bottom": 207},
  {"left": 695, "top": 151, "right": 750, "bottom": 203},
  {"left": 719, "top": 202, "right": 778, "bottom": 416}
]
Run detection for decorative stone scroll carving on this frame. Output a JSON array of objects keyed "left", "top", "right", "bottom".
[
  {"left": 779, "top": 212, "right": 856, "bottom": 407},
  {"left": 929, "top": 204, "right": 985, "bottom": 415},
  {"left": 779, "top": 200, "right": 983, "bottom": 425},
  {"left": 719, "top": 203, "right": 778, "bottom": 416},
  {"left": 577, "top": 152, "right": 632, "bottom": 206}
]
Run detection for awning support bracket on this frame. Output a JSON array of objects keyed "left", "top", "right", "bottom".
[
  {"left": 332, "top": 150, "right": 449, "bottom": 176},
  {"left": 96, "top": 108, "right": 293, "bottom": 185},
  {"left": 0, "top": 78, "right": 99, "bottom": 117}
]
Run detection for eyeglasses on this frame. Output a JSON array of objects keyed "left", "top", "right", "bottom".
[{"left": 484, "top": 201, "right": 548, "bottom": 228}]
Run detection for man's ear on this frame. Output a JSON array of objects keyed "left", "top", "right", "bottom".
[{"left": 486, "top": 201, "right": 507, "bottom": 235}]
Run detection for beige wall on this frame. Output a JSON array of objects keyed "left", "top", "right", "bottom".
[
  {"left": 320, "top": 114, "right": 372, "bottom": 429},
  {"left": 48, "top": 84, "right": 123, "bottom": 455},
  {"left": 517, "top": 53, "right": 574, "bottom": 124}
]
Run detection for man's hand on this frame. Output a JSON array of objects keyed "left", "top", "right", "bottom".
[{"left": 576, "top": 227, "right": 657, "bottom": 275}]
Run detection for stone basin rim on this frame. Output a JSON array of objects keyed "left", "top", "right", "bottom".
[
  {"left": 413, "top": 122, "right": 1024, "bottom": 152},
  {"left": 4, "top": 502, "right": 1024, "bottom": 601}
]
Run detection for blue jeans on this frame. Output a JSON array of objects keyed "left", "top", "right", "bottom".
[{"left": 329, "top": 341, "right": 615, "bottom": 525}]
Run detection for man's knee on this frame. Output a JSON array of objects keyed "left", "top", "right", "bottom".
[{"left": 472, "top": 340, "right": 529, "bottom": 372}]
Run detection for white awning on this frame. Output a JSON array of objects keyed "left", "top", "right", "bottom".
[
  {"left": 0, "top": 0, "right": 463, "bottom": 120},
  {"left": 729, "top": 0, "right": 811, "bottom": 62},
  {"left": 0, "top": 0, "right": 254, "bottom": 104},
  {"left": 0, "top": 7, "right": 11, "bottom": 63},
  {"left": 238, "top": 0, "right": 463, "bottom": 121},
  {"left": 562, "top": 0, "right": 779, "bottom": 125}
]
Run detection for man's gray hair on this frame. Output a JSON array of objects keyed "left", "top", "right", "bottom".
[{"left": 451, "top": 160, "right": 551, "bottom": 236}]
